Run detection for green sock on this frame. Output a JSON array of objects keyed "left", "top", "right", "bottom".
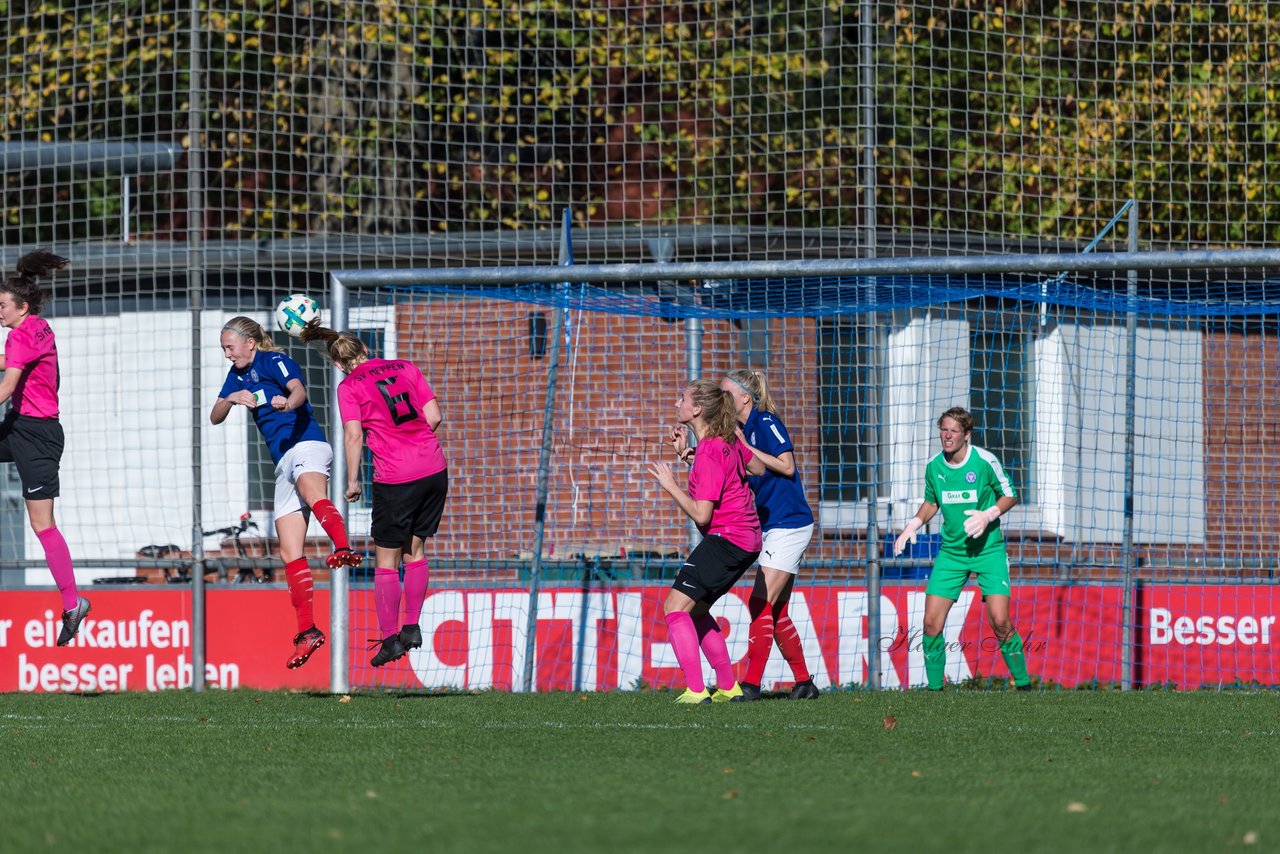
[
  {"left": 923, "top": 633, "right": 946, "bottom": 690},
  {"left": 1001, "top": 631, "right": 1030, "bottom": 687}
]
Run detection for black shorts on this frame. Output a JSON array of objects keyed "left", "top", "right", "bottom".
[
  {"left": 672, "top": 534, "right": 760, "bottom": 606},
  {"left": 0, "top": 413, "right": 63, "bottom": 499},
  {"left": 370, "top": 469, "right": 448, "bottom": 548}
]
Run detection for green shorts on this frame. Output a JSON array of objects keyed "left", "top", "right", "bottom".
[{"left": 925, "top": 550, "right": 1011, "bottom": 601}]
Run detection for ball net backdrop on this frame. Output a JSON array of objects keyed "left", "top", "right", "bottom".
[{"left": 1, "top": 2, "right": 1278, "bottom": 690}]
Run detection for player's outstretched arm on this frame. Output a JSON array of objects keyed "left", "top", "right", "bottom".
[
  {"left": 272, "top": 377, "right": 308, "bottom": 412},
  {"left": 893, "top": 501, "right": 938, "bottom": 555},
  {"left": 210, "top": 396, "right": 235, "bottom": 425},
  {"left": 646, "top": 461, "right": 713, "bottom": 526},
  {"left": 422, "top": 398, "right": 442, "bottom": 432},
  {"left": 962, "top": 495, "right": 1017, "bottom": 538},
  {"left": 343, "top": 420, "right": 364, "bottom": 502},
  {"left": 733, "top": 426, "right": 795, "bottom": 477},
  {"left": 0, "top": 366, "right": 20, "bottom": 409}
]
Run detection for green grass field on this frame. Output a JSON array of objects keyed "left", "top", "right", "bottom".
[{"left": 1, "top": 689, "right": 1275, "bottom": 853}]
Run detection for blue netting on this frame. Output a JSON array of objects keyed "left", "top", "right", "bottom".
[{"left": 380, "top": 274, "right": 1280, "bottom": 320}]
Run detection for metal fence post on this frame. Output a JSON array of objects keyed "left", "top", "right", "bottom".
[
  {"left": 1120, "top": 203, "right": 1140, "bottom": 691},
  {"left": 329, "top": 274, "right": 350, "bottom": 694},
  {"left": 521, "top": 209, "right": 574, "bottom": 692}
]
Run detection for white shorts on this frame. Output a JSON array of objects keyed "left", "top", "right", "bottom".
[
  {"left": 759, "top": 524, "right": 814, "bottom": 575},
  {"left": 274, "top": 440, "right": 333, "bottom": 517}
]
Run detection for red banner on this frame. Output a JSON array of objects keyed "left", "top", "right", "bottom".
[
  {"left": 0, "top": 589, "right": 329, "bottom": 692},
  {"left": 1139, "top": 585, "right": 1279, "bottom": 688},
  {"left": 0, "top": 584, "right": 1272, "bottom": 692},
  {"left": 349, "top": 584, "right": 1125, "bottom": 691}
]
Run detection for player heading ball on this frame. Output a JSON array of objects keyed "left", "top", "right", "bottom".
[
  {"left": 211, "top": 315, "right": 363, "bottom": 669},
  {"left": 301, "top": 320, "right": 448, "bottom": 670}
]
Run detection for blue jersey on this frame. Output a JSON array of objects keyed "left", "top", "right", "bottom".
[
  {"left": 219, "top": 350, "right": 326, "bottom": 464},
  {"left": 743, "top": 408, "right": 814, "bottom": 531}
]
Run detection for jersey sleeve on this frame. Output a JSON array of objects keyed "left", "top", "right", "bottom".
[
  {"left": 271, "top": 353, "right": 305, "bottom": 391},
  {"left": 336, "top": 377, "right": 361, "bottom": 424},
  {"left": 757, "top": 414, "right": 794, "bottom": 456},
  {"left": 923, "top": 459, "right": 938, "bottom": 505},
  {"left": 3, "top": 325, "right": 49, "bottom": 370},
  {"left": 218, "top": 369, "right": 239, "bottom": 400},
  {"left": 687, "top": 443, "right": 725, "bottom": 503},
  {"left": 988, "top": 455, "right": 1017, "bottom": 499}
]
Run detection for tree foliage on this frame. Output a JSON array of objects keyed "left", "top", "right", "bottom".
[{"left": 1, "top": 1, "right": 1276, "bottom": 247}]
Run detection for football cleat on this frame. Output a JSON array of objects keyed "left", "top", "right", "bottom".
[
  {"left": 369, "top": 634, "right": 407, "bottom": 668},
  {"left": 789, "top": 679, "right": 821, "bottom": 700},
  {"left": 738, "top": 682, "right": 763, "bottom": 701},
  {"left": 712, "top": 682, "right": 746, "bottom": 703},
  {"left": 399, "top": 623, "right": 423, "bottom": 650},
  {"left": 674, "top": 688, "right": 713, "bottom": 704},
  {"left": 286, "top": 626, "right": 325, "bottom": 669},
  {"left": 56, "top": 597, "right": 91, "bottom": 647},
  {"left": 1015, "top": 682, "right": 1034, "bottom": 692},
  {"left": 325, "top": 548, "right": 364, "bottom": 569}
]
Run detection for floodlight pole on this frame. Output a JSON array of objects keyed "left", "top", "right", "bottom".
[{"left": 330, "top": 274, "right": 351, "bottom": 694}]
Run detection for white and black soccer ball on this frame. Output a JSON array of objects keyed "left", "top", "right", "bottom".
[{"left": 275, "top": 293, "right": 320, "bottom": 338}]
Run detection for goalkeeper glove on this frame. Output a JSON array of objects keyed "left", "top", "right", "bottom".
[
  {"left": 893, "top": 517, "right": 924, "bottom": 556},
  {"left": 963, "top": 507, "right": 1001, "bottom": 539}
]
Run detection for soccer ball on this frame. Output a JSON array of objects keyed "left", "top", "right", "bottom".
[{"left": 275, "top": 293, "right": 320, "bottom": 338}]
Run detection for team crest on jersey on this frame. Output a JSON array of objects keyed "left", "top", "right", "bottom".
[
  {"left": 965, "top": 471, "right": 976, "bottom": 483},
  {"left": 250, "top": 369, "right": 260, "bottom": 383}
]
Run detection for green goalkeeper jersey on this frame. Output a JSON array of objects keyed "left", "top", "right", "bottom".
[{"left": 923, "top": 445, "right": 1017, "bottom": 557}]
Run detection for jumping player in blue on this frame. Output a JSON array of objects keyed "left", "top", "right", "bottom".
[
  {"left": 721, "top": 369, "right": 819, "bottom": 700},
  {"left": 211, "top": 316, "right": 363, "bottom": 669}
]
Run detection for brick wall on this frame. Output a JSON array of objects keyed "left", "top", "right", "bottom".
[
  {"left": 394, "top": 299, "right": 846, "bottom": 570},
  {"left": 387, "top": 299, "right": 1275, "bottom": 582},
  {"left": 1202, "top": 327, "right": 1280, "bottom": 556}
]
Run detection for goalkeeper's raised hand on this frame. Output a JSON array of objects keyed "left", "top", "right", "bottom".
[
  {"left": 963, "top": 507, "right": 1001, "bottom": 539},
  {"left": 893, "top": 517, "right": 924, "bottom": 556}
]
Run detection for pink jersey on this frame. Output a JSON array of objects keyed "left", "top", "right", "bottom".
[
  {"left": 337, "top": 358, "right": 446, "bottom": 484},
  {"left": 687, "top": 435, "right": 762, "bottom": 553},
  {"left": 3, "top": 315, "right": 59, "bottom": 418}
]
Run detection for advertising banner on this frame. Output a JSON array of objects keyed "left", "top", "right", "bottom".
[{"left": 3, "top": 583, "right": 1271, "bottom": 692}]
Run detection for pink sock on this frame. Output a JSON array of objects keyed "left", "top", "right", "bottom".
[
  {"left": 373, "top": 568, "right": 401, "bottom": 638},
  {"left": 401, "top": 558, "right": 430, "bottom": 626},
  {"left": 664, "top": 611, "right": 705, "bottom": 693},
  {"left": 36, "top": 527, "right": 78, "bottom": 611},
  {"left": 692, "top": 613, "right": 736, "bottom": 689}
]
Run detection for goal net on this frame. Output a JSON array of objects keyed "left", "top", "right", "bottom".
[{"left": 336, "top": 257, "right": 1280, "bottom": 692}]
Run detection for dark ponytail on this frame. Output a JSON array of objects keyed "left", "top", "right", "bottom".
[{"left": 1, "top": 250, "right": 69, "bottom": 316}]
